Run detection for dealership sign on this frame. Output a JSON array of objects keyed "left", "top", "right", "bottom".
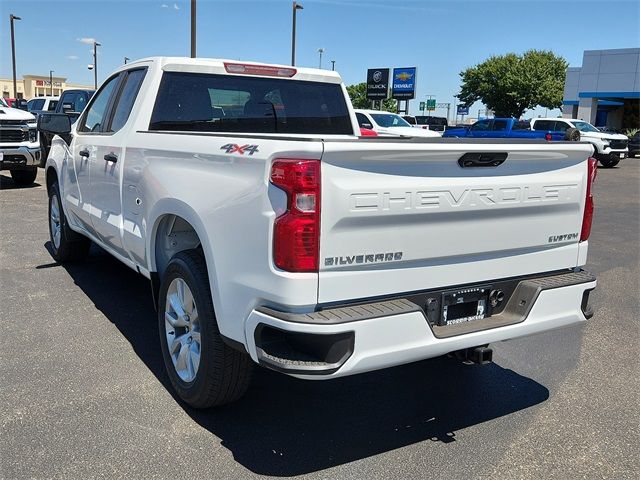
[
  {"left": 457, "top": 105, "right": 470, "bottom": 115},
  {"left": 391, "top": 67, "right": 416, "bottom": 100},
  {"left": 366, "top": 68, "right": 390, "bottom": 100}
]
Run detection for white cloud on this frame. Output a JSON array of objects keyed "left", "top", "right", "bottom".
[
  {"left": 66, "top": 55, "right": 79, "bottom": 60},
  {"left": 173, "top": 3, "right": 179, "bottom": 10},
  {"left": 77, "top": 37, "right": 97, "bottom": 45},
  {"left": 161, "top": 3, "right": 168, "bottom": 7}
]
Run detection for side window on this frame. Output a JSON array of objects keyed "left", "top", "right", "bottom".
[
  {"left": 108, "top": 69, "right": 147, "bottom": 132},
  {"left": 75, "top": 93, "right": 89, "bottom": 114},
  {"left": 47, "top": 100, "right": 58, "bottom": 111},
  {"left": 60, "top": 92, "right": 77, "bottom": 112},
  {"left": 80, "top": 76, "right": 120, "bottom": 133},
  {"left": 553, "top": 121, "right": 569, "bottom": 132},
  {"left": 532, "top": 120, "right": 554, "bottom": 131},
  {"left": 470, "top": 120, "right": 491, "bottom": 131},
  {"left": 492, "top": 120, "right": 508, "bottom": 131},
  {"left": 356, "top": 112, "right": 371, "bottom": 127}
]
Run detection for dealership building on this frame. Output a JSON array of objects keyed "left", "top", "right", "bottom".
[
  {"left": 1, "top": 74, "right": 92, "bottom": 100},
  {"left": 562, "top": 48, "right": 639, "bottom": 130}
]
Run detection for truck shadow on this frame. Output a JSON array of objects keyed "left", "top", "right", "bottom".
[
  {"left": 0, "top": 173, "right": 41, "bottom": 190},
  {"left": 48, "top": 242, "right": 550, "bottom": 477}
]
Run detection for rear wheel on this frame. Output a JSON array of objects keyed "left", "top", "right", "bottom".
[
  {"left": 48, "top": 181, "right": 91, "bottom": 262},
  {"left": 10, "top": 168, "right": 37, "bottom": 186},
  {"left": 158, "top": 250, "right": 253, "bottom": 408}
]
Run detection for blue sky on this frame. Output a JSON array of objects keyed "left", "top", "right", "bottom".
[{"left": 1, "top": 0, "right": 639, "bottom": 118}]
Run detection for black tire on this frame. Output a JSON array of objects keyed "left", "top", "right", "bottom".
[
  {"left": 564, "top": 128, "right": 581, "bottom": 141},
  {"left": 10, "top": 168, "right": 37, "bottom": 186},
  {"left": 47, "top": 181, "right": 91, "bottom": 262},
  {"left": 598, "top": 156, "right": 620, "bottom": 168},
  {"left": 158, "top": 250, "right": 253, "bottom": 408}
]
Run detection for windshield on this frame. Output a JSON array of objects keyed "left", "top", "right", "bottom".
[
  {"left": 371, "top": 113, "right": 411, "bottom": 128},
  {"left": 0, "top": 98, "right": 7, "bottom": 107},
  {"left": 572, "top": 121, "right": 600, "bottom": 133}
]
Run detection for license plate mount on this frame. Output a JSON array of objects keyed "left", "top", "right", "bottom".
[{"left": 439, "top": 286, "right": 490, "bottom": 326}]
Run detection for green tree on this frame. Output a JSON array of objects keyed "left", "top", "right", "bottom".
[
  {"left": 457, "top": 50, "right": 568, "bottom": 118},
  {"left": 346, "top": 82, "right": 397, "bottom": 112}
]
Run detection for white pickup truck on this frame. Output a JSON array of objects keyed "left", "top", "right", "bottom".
[
  {"left": 531, "top": 117, "right": 629, "bottom": 168},
  {"left": 0, "top": 97, "right": 41, "bottom": 185},
  {"left": 41, "top": 57, "right": 597, "bottom": 408}
]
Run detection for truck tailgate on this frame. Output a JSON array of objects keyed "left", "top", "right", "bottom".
[{"left": 318, "top": 140, "right": 593, "bottom": 304}]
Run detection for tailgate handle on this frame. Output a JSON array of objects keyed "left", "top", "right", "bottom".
[{"left": 458, "top": 152, "right": 508, "bottom": 168}]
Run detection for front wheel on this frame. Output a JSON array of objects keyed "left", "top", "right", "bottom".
[
  {"left": 10, "top": 168, "right": 37, "bottom": 186},
  {"left": 158, "top": 250, "right": 253, "bottom": 408},
  {"left": 597, "top": 155, "right": 620, "bottom": 168},
  {"left": 48, "top": 181, "right": 91, "bottom": 262}
]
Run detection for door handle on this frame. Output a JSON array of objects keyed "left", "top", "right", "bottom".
[
  {"left": 104, "top": 152, "right": 118, "bottom": 163},
  {"left": 79, "top": 149, "right": 90, "bottom": 158}
]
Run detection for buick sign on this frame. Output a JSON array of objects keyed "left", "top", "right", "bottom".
[{"left": 367, "top": 68, "right": 390, "bottom": 100}]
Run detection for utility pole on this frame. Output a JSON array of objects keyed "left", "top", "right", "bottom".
[
  {"left": 291, "top": 2, "right": 303, "bottom": 66},
  {"left": 10, "top": 14, "right": 21, "bottom": 100},
  {"left": 124, "top": 57, "right": 130, "bottom": 64},
  {"left": 49, "top": 70, "right": 54, "bottom": 96},
  {"left": 190, "top": 0, "right": 196, "bottom": 58},
  {"left": 93, "top": 41, "right": 101, "bottom": 89},
  {"left": 317, "top": 48, "right": 324, "bottom": 69},
  {"left": 331, "top": 60, "right": 335, "bottom": 71}
]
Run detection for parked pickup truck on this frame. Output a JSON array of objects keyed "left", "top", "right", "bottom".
[
  {"left": 0, "top": 97, "right": 41, "bottom": 185},
  {"left": 39, "top": 88, "right": 93, "bottom": 162},
  {"left": 41, "top": 57, "right": 597, "bottom": 408},
  {"left": 443, "top": 118, "right": 567, "bottom": 141},
  {"left": 531, "top": 118, "right": 629, "bottom": 168}
]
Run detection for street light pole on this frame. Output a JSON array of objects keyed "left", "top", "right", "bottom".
[
  {"left": 317, "top": 48, "right": 324, "bottom": 69},
  {"left": 10, "top": 14, "right": 21, "bottom": 100},
  {"left": 124, "top": 57, "right": 130, "bottom": 64},
  {"left": 49, "top": 70, "right": 54, "bottom": 96},
  {"left": 291, "top": 2, "right": 303, "bottom": 66},
  {"left": 190, "top": 0, "right": 196, "bottom": 58},
  {"left": 93, "top": 41, "right": 101, "bottom": 89},
  {"left": 331, "top": 60, "right": 335, "bottom": 71}
]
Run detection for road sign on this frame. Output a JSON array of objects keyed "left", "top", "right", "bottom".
[
  {"left": 426, "top": 99, "right": 436, "bottom": 111},
  {"left": 366, "top": 68, "right": 390, "bottom": 100},
  {"left": 391, "top": 67, "right": 417, "bottom": 100},
  {"left": 456, "top": 105, "right": 469, "bottom": 115},
  {"left": 419, "top": 101, "right": 425, "bottom": 110}
]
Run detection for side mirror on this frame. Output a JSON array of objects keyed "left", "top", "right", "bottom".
[
  {"left": 62, "top": 102, "right": 74, "bottom": 113},
  {"left": 38, "top": 113, "right": 72, "bottom": 135},
  {"left": 361, "top": 123, "right": 373, "bottom": 129}
]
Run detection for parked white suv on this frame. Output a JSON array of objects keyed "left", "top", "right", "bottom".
[
  {"left": 531, "top": 117, "right": 628, "bottom": 167},
  {"left": 41, "top": 57, "right": 597, "bottom": 408},
  {"left": 0, "top": 97, "right": 41, "bottom": 185},
  {"left": 355, "top": 109, "right": 441, "bottom": 137}
]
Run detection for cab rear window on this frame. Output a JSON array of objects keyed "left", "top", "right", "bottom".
[{"left": 149, "top": 72, "right": 353, "bottom": 135}]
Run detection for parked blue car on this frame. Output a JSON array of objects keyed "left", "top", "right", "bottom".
[{"left": 443, "top": 118, "right": 566, "bottom": 141}]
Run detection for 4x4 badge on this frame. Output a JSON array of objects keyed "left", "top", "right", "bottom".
[{"left": 220, "top": 143, "right": 259, "bottom": 155}]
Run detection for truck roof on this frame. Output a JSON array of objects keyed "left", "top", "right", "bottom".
[{"left": 118, "top": 56, "right": 343, "bottom": 84}]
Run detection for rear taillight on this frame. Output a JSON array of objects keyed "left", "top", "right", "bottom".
[
  {"left": 580, "top": 157, "right": 598, "bottom": 242},
  {"left": 270, "top": 159, "right": 320, "bottom": 272},
  {"left": 545, "top": 133, "right": 552, "bottom": 141}
]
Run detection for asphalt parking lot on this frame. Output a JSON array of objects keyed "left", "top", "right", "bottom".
[{"left": 1, "top": 160, "right": 638, "bottom": 479}]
